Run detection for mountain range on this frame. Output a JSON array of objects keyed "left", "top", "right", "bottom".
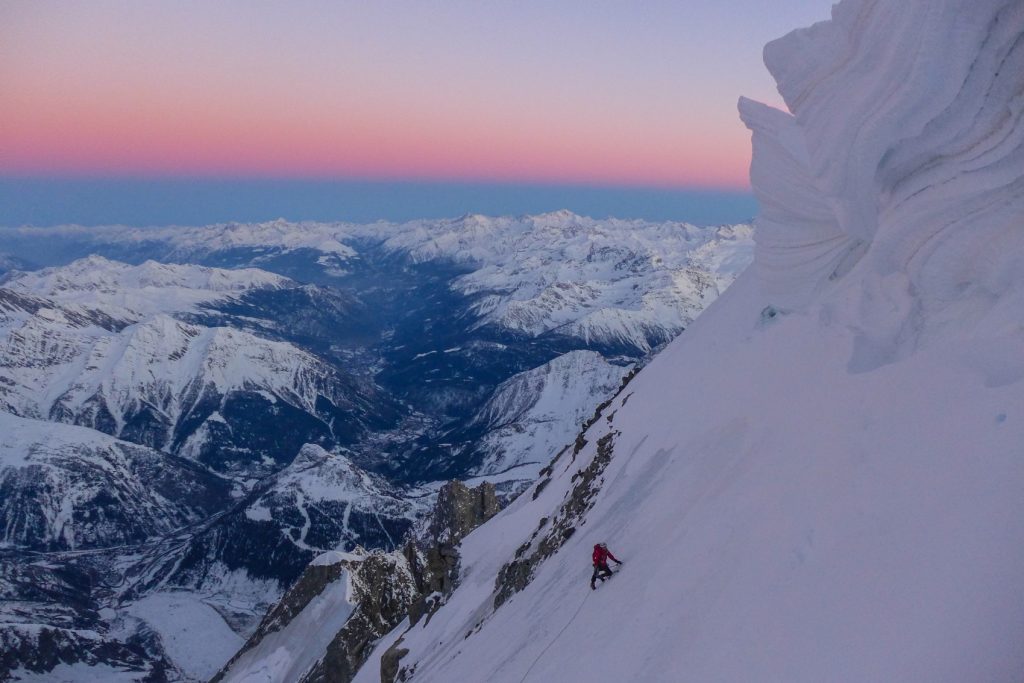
[
  {"left": 0, "top": 212, "right": 752, "bottom": 680},
  {"left": 210, "top": 1, "right": 1024, "bottom": 681}
]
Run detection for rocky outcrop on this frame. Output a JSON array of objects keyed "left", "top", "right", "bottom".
[
  {"left": 212, "top": 479, "right": 503, "bottom": 683},
  {"left": 378, "top": 637, "right": 409, "bottom": 683},
  {"left": 494, "top": 431, "right": 617, "bottom": 609},
  {"left": 212, "top": 549, "right": 419, "bottom": 683},
  {"left": 426, "top": 480, "right": 501, "bottom": 546},
  {"left": 0, "top": 556, "right": 175, "bottom": 681},
  {"left": 308, "top": 481, "right": 501, "bottom": 682},
  {"left": 381, "top": 370, "right": 634, "bottom": 682},
  {"left": 301, "top": 552, "right": 419, "bottom": 683}
]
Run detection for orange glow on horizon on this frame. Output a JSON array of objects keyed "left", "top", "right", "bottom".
[
  {"left": 0, "top": 1, "right": 785, "bottom": 192},
  {"left": 0, "top": 91, "right": 752, "bottom": 189}
]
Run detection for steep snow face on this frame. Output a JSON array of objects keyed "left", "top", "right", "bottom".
[
  {"left": 380, "top": 213, "right": 752, "bottom": 351},
  {"left": 469, "top": 351, "right": 632, "bottom": 479},
  {"left": 347, "top": 2, "right": 1024, "bottom": 681},
  {"left": 0, "top": 412, "right": 227, "bottom": 551},
  {"left": 219, "top": 562, "right": 358, "bottom": 683},
  {"left": 216, "top": 548, "right": 421, "bottom": 683}
]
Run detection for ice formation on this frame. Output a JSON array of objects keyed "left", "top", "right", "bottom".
[{"left": 344, "top": 2, "right": 1024, "bottom": 680}]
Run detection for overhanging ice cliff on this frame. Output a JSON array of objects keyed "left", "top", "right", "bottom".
[{"left": 346, "top": 1, "right": 1024, "bottom": 680}]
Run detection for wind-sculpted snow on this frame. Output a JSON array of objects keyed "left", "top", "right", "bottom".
[
  {"left": 341, "top": 2, "right": 1024, "bottom": 682},
  {"left": 741, "top": 1, "right": 1024, "bottom": 340}
]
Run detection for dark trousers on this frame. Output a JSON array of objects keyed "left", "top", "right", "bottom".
[{"left": 591, "top": 562, "right": 613, "bottom": 587}]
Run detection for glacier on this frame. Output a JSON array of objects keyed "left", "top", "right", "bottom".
[{"left": 336, "top": 1, "right": 1024, "bottom": 681}]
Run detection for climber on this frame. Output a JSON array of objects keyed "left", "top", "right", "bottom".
[{"left": 590, "top": 542, "right": 622, "bottom": 589}]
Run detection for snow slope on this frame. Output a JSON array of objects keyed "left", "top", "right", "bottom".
[
  {"left": 348, "top": 2, "right": 1024, "bottom": 681},
  {"left": 468, "top": 350, "right": 632, "bottom": 479},
  {"left": 216, "top": 554, "right": 360, "bottom": 683}
]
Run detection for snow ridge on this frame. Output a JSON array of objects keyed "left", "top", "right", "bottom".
[{"left": 6, "top": 255, "right": 291, "bottom": 318}]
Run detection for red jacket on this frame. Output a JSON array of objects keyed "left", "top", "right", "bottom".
[{"left": 593, "top": 545, "right": 618, "bottom": 566}]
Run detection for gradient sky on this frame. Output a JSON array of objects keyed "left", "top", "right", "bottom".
[{"left": 0, "top": 1, "right": 834, "bottom": 225}]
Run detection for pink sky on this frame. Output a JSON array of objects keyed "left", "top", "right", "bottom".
[{"left": 0, "top": 1, "right": 834, "bottom": 189}]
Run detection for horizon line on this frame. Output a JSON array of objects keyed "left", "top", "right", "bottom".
[{"left": 0, "top": 173, "right": 752, "bottom": 194}]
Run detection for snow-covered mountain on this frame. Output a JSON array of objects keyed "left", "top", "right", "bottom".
[
  {"left": 0, "top": 411, "right": 228, "bottom": 551},
  {"left": 213, "top": 479, "right": 501, "bottom": 683},
  {"left": 0, "top": 214, "right": 753, "bottom": 680},
  {"left": 0, "top": 259, "right": 390, "bottom": 477},
  {"left": 241, "top": 444, "right": 420, "bottom": 553},
  {"left": 372, "top": 213, "right": 751, "bottom": 351},
  {"left": 6, "top": 255, "right": 291, "bottom": 315},
  {"left": 219, "top": 2, "right": 1024, "bottom": 681},
  {"left": 467, "top": 350, "right": 633, "bottom": 480},
  {"left": 1, "top": 212, "right": 753, "bottom": 354}
]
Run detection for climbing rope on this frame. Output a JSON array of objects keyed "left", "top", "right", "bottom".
[
  {"left": 516, "top": 587, "right": 592, "bottom": 683},
  {"left": 516, "top": 421, "right": 632, "bottom": 682}
]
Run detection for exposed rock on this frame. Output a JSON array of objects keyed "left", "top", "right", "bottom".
[
  {"left": 213, "top": 479, "right": 503, "bottom": 683},
  {"left": 494, "top": 431, "right": 617, "bottom": 610},
  {"left": 0, "top": 622, "right": 173, "bottom": 682},
  {"left": 379, "top": 637, "right": 409, "bottom": 683},
  {"left": 426, "top": 480, "right": 500, "bottom": 546},
  {"left": 301, "top": 552, "right": 418, "bottom": 683}
]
